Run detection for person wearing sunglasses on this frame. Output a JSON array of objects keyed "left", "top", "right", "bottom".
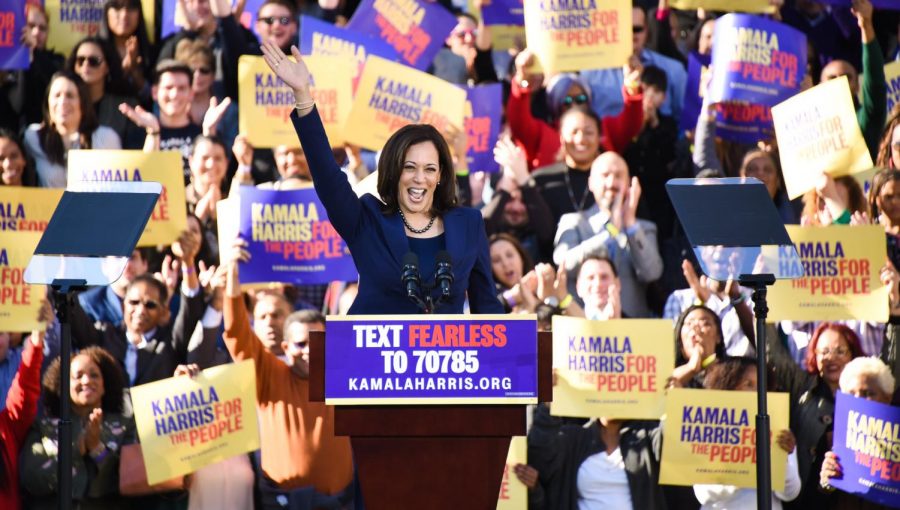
[
  {"left": 434, "top": 8, "right": 497, "bottom": 85},
  {"left": 65, "top": 37, "right": 145, "bottom": 149},
  {"left": 68, "top": 229, "right": 216, "bottom": 387},
  {"left": 255, "top": 0, "right": 299, "bottom": 53}
]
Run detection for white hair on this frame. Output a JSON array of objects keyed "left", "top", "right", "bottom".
[{"left": 839, "top": 356, "right": 895, "bottom": 396}]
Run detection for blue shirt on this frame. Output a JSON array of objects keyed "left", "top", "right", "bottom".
[
  {"left": 582, "top": 48, "right": 687, "bottom": 120},
  {"left": 0, "top": 346, "right": 23, "bottom": 404}
]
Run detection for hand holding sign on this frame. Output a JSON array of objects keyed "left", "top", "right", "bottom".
[
  {"left": 260, "top": 41, "right": 313, "bottom": 104},
  {"left": 821, "top": 451, "right": 843, "bottom": 489}
]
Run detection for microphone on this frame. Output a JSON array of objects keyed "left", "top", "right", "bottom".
[
  {"left": 401, "top": 252, "right": 421, "bottom": 299},
  {"left": 435, "top": 250, "right": 454, "bottom": 299}
]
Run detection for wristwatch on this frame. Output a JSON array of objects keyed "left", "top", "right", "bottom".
[{"left": 543, "top": 296, "right": 559, "bottom": 308}]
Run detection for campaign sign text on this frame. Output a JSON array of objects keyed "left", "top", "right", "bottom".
[
  {"left": 709, "top": 14, "right": 805, "bottom": 106},
  {"left": 831, "top": 392, "right": 900, "bottom": 507},
  {"left": 465, "top": 84, "right": 502, "bottom": 174},
  {"left": 345, "top": 0, "right": 455, "bottom": 71},
  {"left": 0, "top": 0, "right": 28, "bottom": 70},
  {"left": 238, "top": 187, "right": 357, "bottom": 284},
  {"left": 324, "top": 315, "right": 538, "bottom": 404},
  {"left": 0, "top": 232, "right": 44, "bottom": 332}
]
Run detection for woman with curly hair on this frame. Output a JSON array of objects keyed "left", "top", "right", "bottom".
[
  {"left": 20, "top": 346, "right": 133, "bottom": 510},
  {"left": 875, "top": 105, "right": 900, "bottom": 170}
]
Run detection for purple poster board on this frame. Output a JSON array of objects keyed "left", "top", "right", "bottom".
[
  {"left": 818, "top": 0, "right": 900, "bottom": 9},
  {"left": 0, "top": 0, "right": 29, "bottom": 70},
  {"left": 299, "top": 15, "right": 399, "bottom": 83},
  {"left": 344, "top": 0, "right": 456, "bottom": 71},
  {"left": 324, "top": 316, "right": 538, "bottom": 404},
  {"left": 465, "top": 83, "right": 502, "bottom": 174},
  {"left": 709, "top": 14, "right": 806, "bottom": 106},
  {"left": 679, "top": 52, "right": 711, "bottom": 134},
  {"left": 162, "top": 0, "right": 265, "bottom": 38},
  {"left": 831, "top": 392, "right": 900, "bottom": 507},
  {"left": 714, "top": 102, "right": 774, "bottom": 144},
  {"left": 481, "top": 0, "right": 523, "bottom": 26},
  {"left": 238, "top": 187, "right": 358, "bottom": 285}
]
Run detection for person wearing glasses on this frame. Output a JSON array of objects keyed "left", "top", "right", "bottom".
[
  {"left": 507, "top": 47, "right": 643, "bottom": 171},
  {"left": 65, "top": 37, "right": 145, "bottom": 149},
  {"left": 255, "top": 0, "right": 299, "bottom": 53},
  {"left": 582, "top": 5, "right": 687, "bottom": 122},
  {"left": 68, "top": 230, "right": 213, "bottom": 387},
  {"left": 432, "top": 6, "right": 497, "bottom": 86}
]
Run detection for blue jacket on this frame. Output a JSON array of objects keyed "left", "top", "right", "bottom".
[{"left": 291, "top": 109, "right": 503, "bottom": 315}]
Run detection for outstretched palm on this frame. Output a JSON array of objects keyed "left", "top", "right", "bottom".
[{"left": 261, "top": 41, "right": 312, "bottom": 95}]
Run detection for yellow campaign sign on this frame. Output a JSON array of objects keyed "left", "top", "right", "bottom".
[
  {"left": 0, "top": 186, "right": 63, "bottom": 234},
  {"left": 550, "top": 317, "right": 674, "bottom": 419},
  {"left": 660, "top": 388, "right": 790, "bottom": 490},
  {"left": 238, "top": 55, "right": 353, "bottom": 148},
  {"left": 885, "top": 60, "right": 900, "bottom": 116},
  {"left": 523, "top": 0, "right": 631, "bottom": 73},
  {"left": 0, "top": 232, "right": 45, "bottom": 332},
  {"left": 768, "top": 225, "right": 888, "bottom": 322},
  {"left": 130, "top": 360, "right": 260, "bottom": 485},
  {"left": 67, "top": 150, "right": 187, "bottom": 247},
  {"left": 496, "top": 436, "right": 527, "bottom": 510},
  {"left": 45, "top": 0, "right": 103, "bottom": 56},
  {"left": 343, "top": 56, "right": 466, "bottom": 151},
  {"left": 772, "top": 76, "right": 874, "bottom": 199},
  {"left": 670, "top": 0, "right": 775, "bottom": 13}
]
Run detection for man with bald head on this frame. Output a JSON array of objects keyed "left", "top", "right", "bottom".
[
  {"left": 817, "top": 0, "right": 884, "bottom": 160},
  {"left": 553, "top": 152, "right": 663, "bottom": 318}
]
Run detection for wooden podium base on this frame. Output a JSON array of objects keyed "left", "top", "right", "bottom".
[{"left": 351, "top": 436, "right": 511, "bottom": 509}]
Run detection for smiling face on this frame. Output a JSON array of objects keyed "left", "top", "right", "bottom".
[
  {"left": 843, "top": 373, "right": 892, "bottom": 404},
  {"left": 107, "top": 2, "right": 140, "bottom": 38},
  {"left": 123, "top": 280, "right": 166, "bottom": 335},
  {"left": 741, "top": 154, "right": 779, "bottom": 199},
  {"left": 878, "top": 178, "right": 900, "bottom": 225},
  {"left": 446, "top": 16, "right": 477, "bottom": 56},
  {"left": 256, "top": 3, "right": 298, "bottom": 50},
  {"left": 274, "top": 145, "right": 309, "bottom": 180},
  {"left": 576, "top": 258, "right": 619, "bottom": 314},
  {"left": 70, "top": 354, "right": 104, "bottom": 410},
  {"left": 679, "top": 308, "right": 719, "bottom": 360},
  {"left": 47, "top": 76, "right": 81, "bottom": 131},
  {"left": 0, "top": 137, "right": 26, "bottom": 186},
  {"left": 189, "top": 139, "right": 227, "bottom": 191},
  {"left": 560, "top": 111, "right": 600, "bottom": 169},
  {"left": 397, "top": 141, "right": 440, "bottom": 216},
  {"left": 589, "top": 152, "right": 629, "bottom": 210},
  {"left": 490, "top": 239, "right": 524, "bottom": 289},
  {"left": 814, "top": 329, "right": 853, "bottom": 389},
  {"left": 73, "top": 41, "right": 109, "bottom": 88},
  {"left": 153, "top": 70, "right": 193, "bottom": 121}
]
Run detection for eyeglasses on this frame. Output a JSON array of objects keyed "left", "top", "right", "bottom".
[
  {"left": 75, "top": 55, "right": 104, "bottom": 68},
  {"left": 259, "top": 16, "right": 293, "bottom": 26},
  {"left": 816, "top": 346, "right": 850, "bottom": 358},
  {"left": 562, "top": 94, "right": 589, "bottom": 106},
  {"left": 126, "top": 298, "right": 161, "bottom": 310},
  {"left": 632, "top": 25, "right": 645, "bottom": 34},
  {"left": 452, "top": 29, "right": 476, "bottom": 39},
  {"left": 193, "top": 67, "right": 213, "bottom": 75},
  {"left": 683, "top": 318, "right": 714, "bottom": 330}
]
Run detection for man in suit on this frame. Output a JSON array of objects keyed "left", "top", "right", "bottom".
[
  {"left": 71, "top": 230, "right": 210, "bottom": 386},
  {"left": 554, "top": 152, "right": 663, "bottom": 318},
  {"left": 77, "top": 248, "right": 149, "bottom": 327}
]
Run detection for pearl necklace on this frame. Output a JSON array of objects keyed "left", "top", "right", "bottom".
[{"left": 399, "top": 209, "right": 435, "bottom": 234}]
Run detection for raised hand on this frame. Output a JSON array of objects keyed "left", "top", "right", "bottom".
[
  {"left": 261, "top": 41, "right": 313, "bottom": 101},
  {"left": 119, "top": 103, "right": 160, "bottom": 132},
  {"left": 202, "top": 96, "right": 232, "bottom": 137},
  {"left": 493, "top": 137, "right": 529, "bottom": 187},
  {"left": 623, "top": 176, "right": 640, "bottom": 228},
  {"left": 155, "top": 254, "right": 181, "bottom": 302},
  {"left": 682, "top": 259, "right": 712, "bottom": 304},
  {"left": 172, "top": 229, "right": 201, "bottom": 266}
]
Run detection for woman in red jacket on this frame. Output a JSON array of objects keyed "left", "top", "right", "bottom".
[
  {"left": 507, "top": 49, "right": 644, "bottom": 170},
  {"left": 0, "top": 327, "right": 45, "bottom": 509}
]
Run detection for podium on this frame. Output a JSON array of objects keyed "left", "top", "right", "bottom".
[{"left": 309, "top": 326, "right": 552, "bottom": 509}]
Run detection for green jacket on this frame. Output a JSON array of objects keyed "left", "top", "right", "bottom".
[{"left": 858, "top": 38, "right": 887, "bottom": 162}]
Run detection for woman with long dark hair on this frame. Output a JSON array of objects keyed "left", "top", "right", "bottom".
[{"left": 98, "top": 0, "right": 154, "bottom": 98}]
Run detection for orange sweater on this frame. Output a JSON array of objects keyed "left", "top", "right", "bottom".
[{"left": 224, "top": 296, "right": 353, "bottom": 493}]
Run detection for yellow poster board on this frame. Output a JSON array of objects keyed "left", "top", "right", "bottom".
[
  {"left": 550, "top": 317, "right": 674, "bottom": 419},
  {"left": 768, "top": 225, "right": 888, "bottom": 322},
  {"left": 67, "top": 150, "right": 187, "bottom": 247},
  {"left": 772, "top": 76, "right": 874, "bottom": 199},
  {"left": 130, "top": 360, "right": 260, "bottom": 485},
  {"left": 885, "top": 60, "right": 900, "bottom": 117},
  {"left": 343, "top": 56, "right": 466, "bottom": 151},
  {"left": 496, "top": 436, "right": 527, "bottom": 510},
  {"left": 0, "top": 186, "right": 63, "bottom": 234},
  {"left": 670, "top": 0, "right": 775, "bottom": 13},
  {"left": 238, "top": 55, "right": 353, "bottom": 148},
  {"left": 660, "top": 388, "right": 789, "bottom": 490},
  {"left": 523, "top": 0, "right": 631, "bottom": 73},
  {"left": 0, "top": 232, "right": 44, "bottom": 332},
  {"left": 45, "top": 0, "right": 101, "bottom": 56}
]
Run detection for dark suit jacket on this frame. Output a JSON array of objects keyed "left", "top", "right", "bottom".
[
  {"left": 70, "top": 289, "right": 207, "bottom": 386},
  {"left": 291, "top": 109, "right": 503, "bottom": 315},
  {"left": 77, "top": 285, "right": 123, "bottom": 327}
]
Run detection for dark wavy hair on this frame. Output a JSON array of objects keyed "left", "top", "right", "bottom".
[
  {"left": 869, "top": 168, "right": 900, "bottom": 220},
  {"left": 488, "top": 232, "right": 534, "bottom": 289},
  {"left": 805, "top": 322, "right": 864, "bottom": 377},
  {"left": 0, "top": 128, "right": 37, "bottom": 186},
  {"left": 674, "top": 304, "right": 725, "bottom": 366},
  {"left": 376, "top": 124, "right": 458, "bottom": 217},
  {"left": 42, "top": 346, "right": 125, "bottom": 418},
  {"left": 65, "top": 36, "right": 133, "bottom": 96},
  {"left": 98, "top": 0, "right": 153, "bottom": 83},
  {"left": 38, "top": 71, "right": 100, "bottom": 166},
  {"left": 704, "top": 356, "right": 757, "bottom": 390}
]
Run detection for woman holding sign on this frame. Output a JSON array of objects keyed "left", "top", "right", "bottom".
[{"left": 259, "top": 41, "right": 502, "bottom": 314}]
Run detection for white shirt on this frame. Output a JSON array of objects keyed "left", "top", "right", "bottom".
[
  {"left": 577, "top": 448, "right": 633, "bottom": 510},
  {"left": 694, "top": 450, "right": 801, "bottom": 510}
]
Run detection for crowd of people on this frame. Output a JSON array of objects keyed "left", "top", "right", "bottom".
[{"left": 3, "top": 0, "right": 900, "bottom": 508}]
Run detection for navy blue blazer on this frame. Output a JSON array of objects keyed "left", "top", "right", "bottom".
[{"left": 291, "top": 109, "right": 503, "bottom": 315}]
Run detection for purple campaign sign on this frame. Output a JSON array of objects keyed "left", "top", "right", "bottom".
[
  {"left": 238, "top": 187, "right": 358, "bottom": 285},
  {"left": 818, "top": 0, "right": 900, "bottom": 9},
  {"left": 299, "top": 15, "right": 399, "bottom": 79},
  {"left": 709, "top": 14, "right": 805, "bottom": 106},
  {"left": 481, "top": 0, "right": 524, "bottom": 26},
  {"left": 831, "top": 392, "right": 900, "bottom": 507},
  {"left": 325, "top": 317, "right": 538, "bottom": 403},
  {"left": 0, "top": 0, "right": 29, "bottom": 71},
  {"left": 465, "top": 84, "right": 502, "bottom": 174},
  {"left": 345, "top": 0, "right": 456, "bottom": 71},
  {"left": 714, "top": 102, "right": 774, "bottom": 144},
  {"left": 161, "top": 0, "right": 265, "bottom": 38},
  {"left": 679, "top": 52, "right": 711, "bottom": 134}
]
